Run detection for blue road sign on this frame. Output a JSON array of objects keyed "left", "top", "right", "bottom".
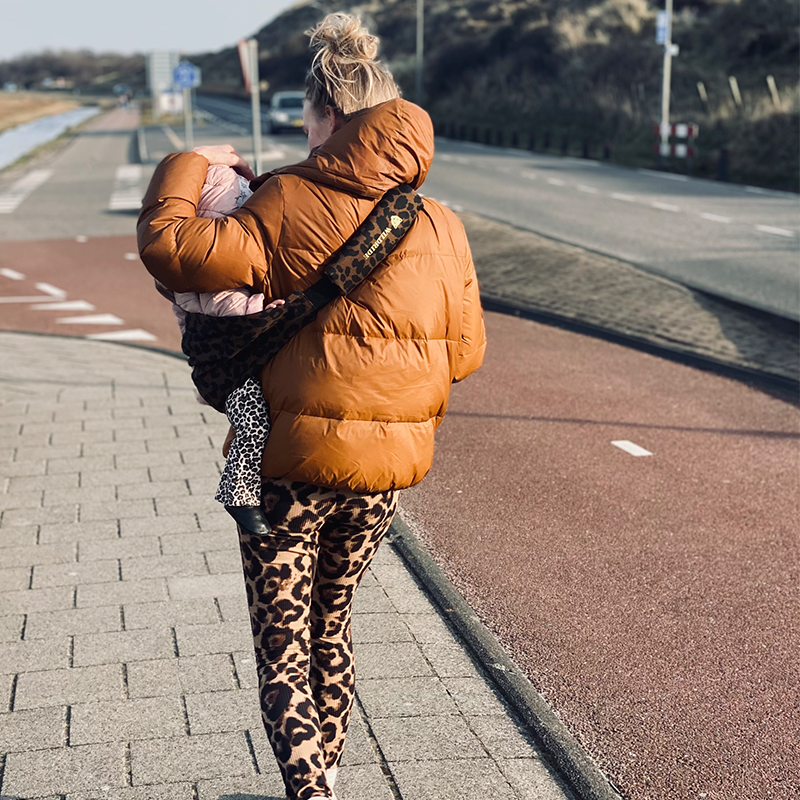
[
  {"left": 173, "top": 61, "right": 201, "bottom": 89},
  {"left": 655, "top": 11, "right": 669, "bottom": 45}
]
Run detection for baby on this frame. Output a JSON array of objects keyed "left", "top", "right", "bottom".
[{"left": 155, "top": 164, "right": 281, "bottom": 536}]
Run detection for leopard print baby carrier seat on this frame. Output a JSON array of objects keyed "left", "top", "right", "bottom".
[{"left": 180, "top": 184, "right": 423, "bottom": 534}]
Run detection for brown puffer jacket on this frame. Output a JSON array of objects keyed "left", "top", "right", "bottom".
[{"left": 138, "top": 98, "right": 486, "bottom": 492}]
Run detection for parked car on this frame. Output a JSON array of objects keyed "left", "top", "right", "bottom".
[{"left": 266, "top": 91, "right": 305, "bottom": 134}]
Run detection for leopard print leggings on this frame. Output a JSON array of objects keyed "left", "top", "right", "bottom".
[{"left": 237, "top": 479, "right": 399, "bottom": 800}]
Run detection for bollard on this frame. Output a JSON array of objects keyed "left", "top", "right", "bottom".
[
  {"left": 560, "top": 135, "right": 569, "bottom": 155},
  {"left": 528, "top": 131, "right": 536, "bottom": 151},
  {"left": 582, "top": 138, "right": 590, "bottom": 159},
  {"left": 459, "top": 124, "right": 466, "bottom": 140},
  {"left": 543, "top": 131, "right": 551, "bottom": 150},
  {"left": 603, "top": 140, "right": 611, "bottom": 160},
  {"left": 471, "top": 126, "right": 478, "bottom": 142},
  {"left": 496, "top": 129, "right": 504, "bottom": 147},
  {"left": 511, "top": 131, "right": 519, "bottom": 148},
  {"left": 485, "top": 128, "right": 492, "bottom": 145},
  {"left": 718, "top": 148, "right": 729, "bottom": 182}
]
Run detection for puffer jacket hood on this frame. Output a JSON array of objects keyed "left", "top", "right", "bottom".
[{"left": 271, "top": 99, "right": 433, "bottom": 198}]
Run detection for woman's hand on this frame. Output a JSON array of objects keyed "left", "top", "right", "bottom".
[
  {"left": 264, "top": 299, "right": 286, "bottom": 311},
  {"left": 192, "top": 145, "right": 256, "bottom": 181}
]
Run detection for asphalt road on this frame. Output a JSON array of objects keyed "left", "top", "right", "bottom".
[{"left": 1, "top": 105, "right": 798, "bottom": 800}]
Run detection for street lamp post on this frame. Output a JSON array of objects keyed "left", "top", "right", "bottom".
[
  {"left": 659, "top": 0, "right": 675, "bottom": 153},
  {"left": 415, "top": 0, "right": 424, "bottom": 105}
]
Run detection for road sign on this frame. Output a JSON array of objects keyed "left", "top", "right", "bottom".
[
  {"left": 173, "top": 61, "right": 201, "bottom": 89},
  {"left": 655, "top": 11, "right": 669, "bottom": 44}
]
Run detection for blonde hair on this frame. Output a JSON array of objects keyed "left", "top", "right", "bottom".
[{"left": 305, "top": 13, "right": 399, "bottom": 119}]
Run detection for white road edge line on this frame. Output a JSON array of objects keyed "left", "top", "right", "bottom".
[
  {"left": 700, "top": 213, "right": 732, "bottom": 224},
  {"left": 756, "top": 225, "right": 795, "bottom": 238},
  {"left": 638, "top": 169, "right": 689, "bottom": 182},
  {"left": 0, "top": 269, "right": 25, "bottom": 280},
  {"left": 0, "top": 296, "right": 64, "bottom": 304},
  {"left": 86, "top": 329, "right": 157, "bottom": 342},
  {"left": 611, "top": 440, "right": 653, "bottom": 457},
  {"left": 162, "top": 125, "right": 184, "bottom": 150},
  {"left": 56, "top": 314, "right": 125, "bottom": 325}
]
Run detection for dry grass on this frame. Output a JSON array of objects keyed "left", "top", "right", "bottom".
[{"left": 0, "top": 92, "right": 80, "bottom": 134}]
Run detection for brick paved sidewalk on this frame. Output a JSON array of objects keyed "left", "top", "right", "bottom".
[{"left": 0, "top": 332, "right": 573, "bottom": 800}]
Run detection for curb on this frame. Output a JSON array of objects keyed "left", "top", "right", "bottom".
[{"left": 387, "top": 514, "right": 624, "bottom": 800}]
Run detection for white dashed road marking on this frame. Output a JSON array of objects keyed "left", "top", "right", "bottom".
[
  {"left": 0, "top": 170, "right": 53, "bottom": 214},
  {"left": 638, "top": 169, "right": 689, "bottom": 182},
  {"left": 86, "top": 329, "right": 157, "bottom": 342},
  {"left": 0, "top": 269, "right": 25, "bottom": 280},
  {"left": 521, "top": 171, "right": 537, "bottom": 180},
  {"left": 701, "top": 213, "right": 731, "bottom": 224},
  {"left": 108, "top": 165, "right": 143, "bottom": 211},
  {"left": 611, "top": 193, "right": 636, "bottom": 202},
  {"left": 75, "top": 235, "right": 89, "bottom": 243},
  {"left": 611, "top": 440, "right": 653, "bottom": 457},
  {"left": 756, "top": 225, "right": 795, "bottom": 238},
  {"left": 123, "top": 253, "right": 139, "bottom": 261},
  {"left": 35, "top": 283, "right": 66, "bottom": 298},
  {"left": 31, "top": 300, "right": 96, "bottom": 311},
  {"left": 0, "top": 296, "right": 63, "bottom": 304},
  {"left": 577, "top": 185, "right": 599, "bottom": 194},
  {"left": 547, "top": 178, "right": 565, "bottom": 186},
  {"left": 56, "top": 314, "right": 124, "bottom": 325},
  {"left": 651, "top": 201, "right": 680, "bottom": 213}
]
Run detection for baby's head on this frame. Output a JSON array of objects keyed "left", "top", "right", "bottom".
[{"left": 197, "top": 165, "right": 253, "bottom": 219}]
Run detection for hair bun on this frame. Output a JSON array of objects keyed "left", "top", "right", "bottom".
[{"left": 306, "top": 13, "right": 379, "bottom": 62}]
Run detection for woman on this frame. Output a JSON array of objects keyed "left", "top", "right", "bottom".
[{"left": 138, "top": 13, "right": 485, "bottom": 800}]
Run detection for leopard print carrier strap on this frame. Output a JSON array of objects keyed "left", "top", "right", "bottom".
[{"left": 182, "top": 184, "right": 424, "bottom": 413}]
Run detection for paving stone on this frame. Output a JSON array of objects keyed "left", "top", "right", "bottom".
[
  {"left": 351, "top": 612, "right": 413, "bottom": 644},
  {"left": 402, "top": 612, "right": 461, "bottom": 645},
  {"left": 0, "top": 586, "right": 74, "bottom": 616},
  {"left": 83, "top": 440, "right": 147, "bottom": 457},
  {"left": 196, "top": 510, "right": 237, "bottom": 531},
  {"left": 356, "top": 677, "right": 459, "bottom": 719},
  {"left": 3, "top": 459, "right": 47, "bottom": 477},
  {"left": 0, "top": 706, "right": 66, "bottom": 751},
  {"left": 160, "top": 528, "right": 237, "bottom": 555},
  {"left": 352, "top": 586, "right": 394, "bottom": 615},
  {"left": 80, "top": 467, "right": 150, "bottom": 487},
  {"left": 9, "top": 472, "right": 79, "bottom": 492},
  {"left": 338, "top": 710, "right": 379, "bottom": 767},
  {"left": 78, "top": 536, "right": 160, "bottom": 561},
  {"left": 0, "top": 565, "right": 32, "bottom": 592},
  {"left": 2, "top": 504, "right": 78, "bottom": 527},
  {"left": 354, "top": 642, "right": 434, "bottom": 680},
  {"left": 389, "top": 758, "right": 517, "bottom": 800},
  {"left": 150, "top": 461, "right": 220, "bottom": 483},
  {"left": 127, "top": 654, "right": 236, "bottom": 698},
  {"left": 0, "top": 613, "right": 24, "bottom": 641},
  {"left": 117, "top": 479, "right": 191, "bottom": 501},
  {"left": 15, "top": 444, "right": 82, "bottom": 461},
  {"left": 120, "top": 553, "right": 209, "bottom": 582},
  {"left": 370, "top": 715, "right": 488, "bottom": 762},
  {"left": 383, "top": 582, "right": 438, "bottom": 615},
  {"left": 0, "top": 637, "right": 69, "bottom": 674},
  {"left": 76, "top": 577, "right": 168, "bottom": 608},
  {"left": 498, "top": 758, "right": 576, "bottom": 800},
  {"left": 114, "top": 452, "right": 182, "bottom": 469},
  {"left": 175, "top": 621, "right": 252, "bottom": 656},
  {"left": 231, "top": 651, "right": 258, "bottom": 689},
  {"left": 2, "top": 742, "right": 127, "bottom": 795},
  {"left": 73, "top": 628, "right": 175, "bottom": 666},
  {"left": 195, "top": 774, "right": 286, "bottom": 800},
  {"left": 123, "top": 598, "right": 219, "bottom": 630},
  {"left": 442, "top": 676, "right": 509, "bottom": 716},
  {"left": 130, "top": 731, "right": 253, "bottom": 784},
  {"left": 1, "top": 671, "right": 14, "bottom": 710},
  {"left": 79, "top": 499, "right": 155, "bottom": 521},
  {"left": 205, "top": 547, "right": 243, "bottom": 575},
  {"left": 114, "top": 426, "right": 177, "bottom": 443},
  {"left": 0, "top": 489, "right": 43, "bottom": 510},
  {"left": 38, "top": 520, "right": 119, "bottom": 544},
  {"left": 14, "top": 664, "right": 125, "bottom": 710},
  {"left": 187, "top": 476, "right": 223, "bottom": 497},
  {"left": 121, "top": 514, "right": 198, "bottom": 537},
  {"left": 418, "top": 641, "right": 483, "bottom": 679},
  {"left": 336, "top": 763, "right": 396, "bottom": 800},
  {"left": 32, "top": 559, "right": 119, "bottom": 588},
  {"left": 25, "top": 606, "right": 122, "bottom": 639},
  {"left": 185, "top": 688, "right": 261, "bottom": 734},
  {"left": 83, "top": 415, "right": 145, "bottom": 431},
  {"left": 0, "top": 542, "right": 76, "bottom": 569},
  {"left": 44, "top": 486, "right": 117, "bottom": 506},
  {"left": 47, "top": 455, "right": 114, "bottom": 474},
  {"left": 156, "top": 496, "right": 220, "bottom": 516},
  {"left": 168, "top": 572, "right": 245, "bottom": 601},
  {"left": 0, "top": 524, "right": 38, "bottom": 546},
  {"left": 469, "top": 714, "right": 539, "bottom": 759},
  {"left": 70, "top": 696, "right": 186, "bottom": 744},
  {"left": 68, "top": 783, "right": 196, "bottom": 800},
  {"left": 216, "top": 594, "right": 251, "bottom": 624}
]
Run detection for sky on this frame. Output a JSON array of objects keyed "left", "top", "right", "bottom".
[{"left": 2, "top": 0, "right": 301, "bottom": 61}]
